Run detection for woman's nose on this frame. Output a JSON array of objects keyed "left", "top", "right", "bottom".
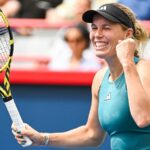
[{"left": 95, "top": 28, "right": 103, "bottom": 38}]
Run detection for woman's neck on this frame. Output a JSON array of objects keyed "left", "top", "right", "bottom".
[
  {"left": 70, "top": 52, "right": 83, "bottom": 62},
  {"left": 106, "top": 57, "right": 123, "bottom": 81},
  {"left": 69, "top": 54, "right": 83, "bottom": 69}
]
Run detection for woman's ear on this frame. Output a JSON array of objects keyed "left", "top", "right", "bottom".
[{"left": 125, "top": 28, "right": 134, "bottom": 38}]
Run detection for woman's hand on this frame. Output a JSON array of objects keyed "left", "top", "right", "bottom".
[
  {"left": 11, "top": 123, "right": 45, "bottom": 146},
  {"left": 116, "top": 38, "right": 136, "bottom": 67}
]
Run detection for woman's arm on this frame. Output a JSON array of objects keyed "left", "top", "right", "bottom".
[
  {"left": 46, "top": 71, "right": 106, "bottom": 148},
  {"left": 13, "top": 69, "right": 106, "bottom": 148},
  {"left": 116, "top": 38, "right": 150, "bottom": 128},
  {"left": 123, "top": 59, "right": 150, "bottom": 128}
]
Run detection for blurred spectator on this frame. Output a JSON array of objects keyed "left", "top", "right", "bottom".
[
  {"left": 46, "top": 0, "right": 92, "bottom": 24},
  {"left": 16, "top": 0, "right": 63, "bottom": 18},
  {"left": 0, "top": 0, "right": 21, "bottom": 17},
  {"left": 14, "top": 0, "right": 63, "bottom": 36},
  {"left": 73, "top": 0, "right": 92, "bottom": 24},
  {"left": 49, "top": 23, "right": 105, "bottom": 71},
  {"left": 92, "top": 0, "right": 117, "bottom": 9},
  {"left": 118, "top": 0, "right": 150, "bottom": 20}
]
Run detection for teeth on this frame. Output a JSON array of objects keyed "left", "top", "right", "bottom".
[{"left": 95, "top": 42, "right": 107, "bottom": 49}]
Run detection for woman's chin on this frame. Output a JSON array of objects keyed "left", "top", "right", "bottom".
[{"left": 95, "top": 51, "right": 107, "bottom": 59}]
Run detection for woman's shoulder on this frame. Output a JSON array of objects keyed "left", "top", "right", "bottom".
[
  {"left": 137, "top": 59, "right": 150, "bottom": 76},
  {"left": 94, "top": 67, "right": 108, "bottom": 82},
  {"left": 137, "top": 59, "right": 150, "bottom": 68},
  {"left": 92, "top": 67, "right": 108, "bottom": 94}
]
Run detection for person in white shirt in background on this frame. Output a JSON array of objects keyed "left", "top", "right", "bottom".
[{"left": 49, "top": 23, "right": 106, "bottom": 71}]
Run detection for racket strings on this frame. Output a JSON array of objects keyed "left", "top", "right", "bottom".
[{"left": 0, "top": 27, "right": 10, "bottom": 68}]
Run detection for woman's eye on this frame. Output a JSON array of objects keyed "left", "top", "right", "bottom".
[
  {"left": 103, "top": 25, "right": 111, "bottom": 29},
  {"left": 91, "top": 26, "right": 97, "bottom": 30}
]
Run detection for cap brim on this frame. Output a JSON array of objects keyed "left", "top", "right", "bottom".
[{"left": 82, "top": 10, "right": 120, "bottom": 23}]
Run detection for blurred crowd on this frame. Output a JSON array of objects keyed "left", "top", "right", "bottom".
[
  {"left": 0, "top": 0, "right": 150, "bottom": 71},
  {"left": 2, "top": 0, "right": 150, "bottom": 20}
]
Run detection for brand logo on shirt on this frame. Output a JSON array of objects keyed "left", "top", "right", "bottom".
[{"left": 105, "top": 92, "right": 111, "bottom": 101}]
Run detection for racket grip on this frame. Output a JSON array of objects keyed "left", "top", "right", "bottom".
[{"left": 4, "top": 99, "right": 32, "bottom": 147}]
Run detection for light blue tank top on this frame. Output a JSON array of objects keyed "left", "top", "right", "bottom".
[{"left": 98, "top": 58, "right": 150, "bottom": 150}]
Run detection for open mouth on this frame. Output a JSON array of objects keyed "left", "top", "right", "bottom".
[{"left": 95, "top": 42, "right": 108, "bottom": 50}]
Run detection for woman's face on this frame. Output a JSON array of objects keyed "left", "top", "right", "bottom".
[
  {"left": 90, "top": 14, "right": 128, "bottom": 59},
  {"left": 0, "top": 0, "right": 7, "bottom": 6},
  {"left": 65, "top": 28, "right": 87, "bottom": 55}
]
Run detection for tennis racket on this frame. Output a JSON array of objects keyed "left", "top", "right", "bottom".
[{"left": 0, "top": 9, "right": 32, "bottom": 147}]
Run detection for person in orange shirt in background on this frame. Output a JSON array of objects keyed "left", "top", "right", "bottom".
[
  {"left": 46, "top": 0, "right": 92, "bottom": 25},
  {"left": 0, "top": 0, "right": 21, "bottom": 17}
]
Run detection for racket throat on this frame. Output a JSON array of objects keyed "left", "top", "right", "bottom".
[{"left": 3, "top": 96, "right": 12, "bottom": 102}]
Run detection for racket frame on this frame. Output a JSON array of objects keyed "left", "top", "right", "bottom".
[{"left": 0, "top": 9, "right": 32, "bottom": 147}]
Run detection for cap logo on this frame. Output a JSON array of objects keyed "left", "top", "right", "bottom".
[{"left": 99, "top": 6, "right": 107, "bottom": 10}]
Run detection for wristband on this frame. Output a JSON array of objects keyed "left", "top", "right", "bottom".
[{"left": 43, "top": 133, "right": 49, "bottom": 145}]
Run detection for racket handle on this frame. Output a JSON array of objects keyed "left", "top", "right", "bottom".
[{"left": 4, "top": 99, "right": 32, "bottom": 147}]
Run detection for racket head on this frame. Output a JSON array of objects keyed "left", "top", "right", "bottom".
[{"left": 0, "top": 9, "right": 14, "bottom": 72}]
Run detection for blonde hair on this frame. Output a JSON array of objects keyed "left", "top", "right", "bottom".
[{"left": 113, "top": 3, "right": 149, "bottom": 57}]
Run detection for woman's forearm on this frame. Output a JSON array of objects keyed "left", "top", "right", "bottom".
[
  {"left": 123, "top": 60, "right": 150, "bottom": 128},
  {"left": 42, "top": 125, "right": 104, "bottom": 148}
]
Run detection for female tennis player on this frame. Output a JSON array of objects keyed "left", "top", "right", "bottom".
[{"left": 12, "top": 3, "right": 150, "bottom": 149}]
